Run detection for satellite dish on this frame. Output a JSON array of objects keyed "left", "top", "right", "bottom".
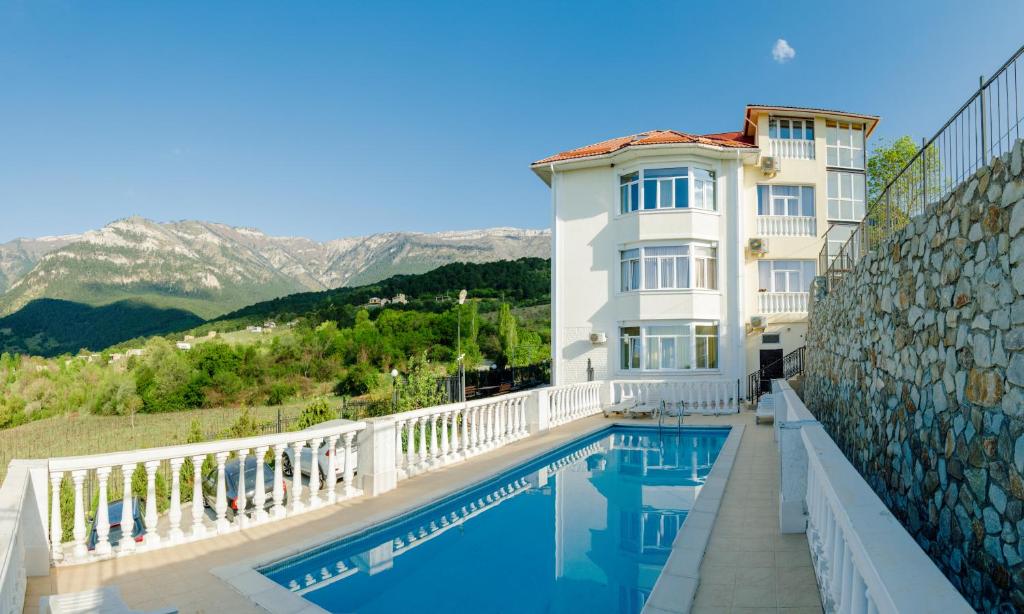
[{"left": 458, "top": 289, "right": 467, "bottom": 305}]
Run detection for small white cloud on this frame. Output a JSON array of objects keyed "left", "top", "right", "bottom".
[{"left": 772, "top": 39, "right": 796, "bottom": 64}]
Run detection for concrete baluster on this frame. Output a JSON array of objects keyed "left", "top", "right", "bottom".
[
  {"left": 191, "top": 455, "right": 208, "bottom": 537},
  {"left": 94, "top": 466, "right": 112, "bottom": 555},
  {"left": 71, "top": 470, "right": 87, "bottom": 560},
  {"left": 215, "top": 452, "right": 231, "bottom": 532},
  {"left": 143, "top": 461, "right": 160, "bottom": 546},
  {"left": 168, "top": 458, "right": 184, "bottom": 543},
  {"left": 49, "top": 472, "right": 64, "bottom": 561},
  {"left": 118, "top": 464, "right": 136, "bottom": 552}
]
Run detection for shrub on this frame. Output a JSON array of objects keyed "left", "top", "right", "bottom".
[
  {"left": 334, "top": 363, "right": 381, "bottom": 397},
  {"left": 266, "top": 382, "right": 296, "bottom": 406},
  {"left": 297, "top": 397, "right": 335, "bottom": 429}
]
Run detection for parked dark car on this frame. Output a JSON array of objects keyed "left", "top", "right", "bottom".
[
  {"left": 86, "top": 497, "right": 146, "bottom": 551},
  {"left": 202, "top": 456, "right": 284, "bottom": 518}
]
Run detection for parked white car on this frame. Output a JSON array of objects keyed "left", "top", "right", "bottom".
[{"left": 281, "top": 419, "right": 358, "bottom": 485}]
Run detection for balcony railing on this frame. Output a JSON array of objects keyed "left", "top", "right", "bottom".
[
  {"left": 757, "top": 215, "right": 815, "bottom": 237},
  {"left": 758, "top": 291, "right": 809, "bottom": 314},
  {"left": 769, "top": 137, "right": 815, "bottom": 160},
  {"left": 611, "top": 379, "right": 740, "bottom": 414}
]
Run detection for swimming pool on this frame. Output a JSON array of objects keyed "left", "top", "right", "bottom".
[{"left": 259, "top": 425, "right": 730, "bottom": 614}]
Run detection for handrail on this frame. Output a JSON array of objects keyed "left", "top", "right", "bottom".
[
  {"left": 824, "top": 43, "right": 1024, "bottom": 285},
  {"left": 747, "top": 346, "right": 805, "bottom": 401}
]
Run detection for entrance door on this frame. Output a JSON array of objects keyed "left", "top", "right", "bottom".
[{"left": 759, "top": 349, "right": 784, "bottom": 392}]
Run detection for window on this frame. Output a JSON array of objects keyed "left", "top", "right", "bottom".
[
  {"left": 827, "top": 171, "right": 866, "bottom": 220},
  {"left": 693, "top": 246, "right": 717, "bottom": 290},
  {"left": 826, "top": 224, "right": 856, "bottom": 258},
  {"left": 769, "top": 117, "right": 814, "bottom": 140},
  {"left": 620, "top": 249, "right": 641, "bottom": 292},
  {"left": 758, "top": 260, "right": 817, "bottom": 293},
  {"left": 619, "top": 244, "right": 717, "bottom": 292},
  {"left": 618, "top": 167, "right": 715, "bottom": 213},
  {"left": 826, "top": 121, "right": 865, "bottom": 169},
  {"left": 691, "top": 169, "right": 715, "bottom": 211},
  {"left": 619, "top": 323, "right": 718, "bottom": 371},
  {"left": 695, "top": 325, "right": 718, "bottom": 369},
  {"left": 620, "top": 172, "right": 640, "bottom": 213},
  {"left": 620, "top": 327, "right": 641, "bottom": 370},
  {"left": 757, "top": 185, "right": 815, "bottom": 216},
  {"left": 642, "top": 246, "right": 689, "bottom": 290},
  {"left": 762, "top": 333, "right": 781, "bottom": 344}
]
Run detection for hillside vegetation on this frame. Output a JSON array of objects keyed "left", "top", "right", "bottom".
[{"left": 0, "top": 258, "right": 552, "bottom": 430}]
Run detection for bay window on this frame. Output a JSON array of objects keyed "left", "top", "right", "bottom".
[
  {"left": 758, "top": 260, "right": 816, "bottom": 293},
  {"left": 620, "top": 243, "right": 717, "bottom": 292},
  {"left": 619, "top": 167, "right": 716, "bottom": 213},
  {"left": 619, "top": 322, "right": 718, "bottom": 371},
  {"left": 769, "top": 117, "right": 814, "bottom": 140},
  {"left": 825, "top": 121, "right": 865, "bottom": 169},
  {"left": 827, "top": 171, "right": 866, "bottom": 221},
  {"left": 757, "top": 185, "right": 815, "bottom": 216}
]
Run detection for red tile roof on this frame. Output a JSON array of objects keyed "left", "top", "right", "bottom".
[{"left": 532, "top": 129, "right": 756, "bottom": 165}]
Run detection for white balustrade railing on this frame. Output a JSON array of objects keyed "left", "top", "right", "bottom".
[
  {"left": 756, "top": 215, "right": 816, "bottom": 236},
  {"left": 772, "top": 380, "right": 972, "bottom": 614},
  {"left": 392, "top": 391, "right": 531, "bottom": 481},
  {"left": 611, "top": 379, "right": 739, "bottom": 414},
  {"left": 769, "top": 137, "right": 815, "bottom": 160},
  {"left": 45, "top": 420, "right": 365, "bottom": 566},
  {"left": 0, "top": 461, "right": 47, "bottom": 614},
  {"left": 548, "top": 381, "right": 602, "bottom": 426},
  {"left": 758, "top": 291, "right": 809, "bottom": 314}
]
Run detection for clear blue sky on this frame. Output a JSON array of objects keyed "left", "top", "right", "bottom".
[{"left": 1, "top": 1, "right": 1022, "bottom": 242}]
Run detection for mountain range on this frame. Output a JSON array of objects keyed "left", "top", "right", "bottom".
[{"left": 0, "top": 218, "right": 551, "bottom": 320}]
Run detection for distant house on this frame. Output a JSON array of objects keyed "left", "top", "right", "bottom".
[
  {"left": 367, "top": 297, "right": 384, "bottom": 307},
  {"left": 263, "top": 321, "right": 277, "bottom": 329},
  {"left": 391, "top": 293, "right": 408, "bottom": 305},
  {"left": 176, "top": 342, "right": 192, "bottom": 351},
  {"left": 183, "top": 335, "right": 195, "bottom": 342},
  {"left": 285, "top": 320, "right": 298, "bottom": 328},
  {"left": 126, "top": 349, "right": 144, "bottom": 357},
  {"left": 207, "top": 331, "right": 217, "bottom": 338},
  {"left": 246, "top": 326, "right": 263, "bottom": 333},
  {"left": 435, "top": 294, "right": 451, "bottom": 303},
  {"left": 109, "top": 353, "right": 125, "bottom": 363}
]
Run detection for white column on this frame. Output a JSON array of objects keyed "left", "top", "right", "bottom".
[
  {"left": 235, "top": 448, "right": 249, "bottom": 526},
  {"left": 439, "top": 412, "right": 450, "bottom": 459},
  {"left": 394, "top": 420, "right": 406, "bottom": 476},
  {"left": 254, "top": 446, "right": 269, "bottom": 522},
  {"left": 355, "top": 419, "right": 397, "bottom": 497},
  {"left": 118, "top": 464, "right": 136, "bottom": 553},
  {"left": 342, "top": 431, "right": 356, "bottom": 497},
  {"left": 460, "top": 408, "right": 469, "bottom": 455},
  {"left": 405, "top": 419, "right": 417, "bottom": 473},
  {"left": 271, "top": 444, "right": 286, "bottom": 519},
  {"left": 70, "top": 470, "right": 87, "bottom": 560},
  {"left": 143, "top": 461, "right": 160, "bottom": 546},
  {"left": 168, "top": 458, "right": 184, "bottom": 543},
  {"left": 417, "top": 417, "right": 429, "bottom": 469},
  {"left": 214, "top": 452, "right": 230, "bottom": 533},
  {"left": 93, "top": 467, "right": 112, "bottom": 556},
  {"left": 190, "top": 455, "right": 207, "bottom": 538},
  {"left": 308, "top": 437, "right": 323, "bottom": 508},
  {"left": 290, "top": 441, "right": 305, "bottom": 513},
  {"left": 450, "top": 409, "right": 461, "bottom": 458},
  {"left": 49, "top": 472, "right": 64, "bottom": 562},
  {"left": 428, "top": 415, "right": 439, "bottom": 466},
  {"left": 325, "top": 435, "right": 339, "bottom": 504}
]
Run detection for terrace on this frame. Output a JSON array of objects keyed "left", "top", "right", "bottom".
[{"left": 2, "top": 380, "right": 969, "bottom": 614}]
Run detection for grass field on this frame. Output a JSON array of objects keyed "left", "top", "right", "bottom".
[{"left": 0, "top": 397, "right": 344, "bottom": 482}]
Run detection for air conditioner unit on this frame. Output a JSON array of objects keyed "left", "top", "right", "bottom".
[
  {"left": 750, "top": 316, "right": 766, "bottom": 330},
  {"left": 589, "top": 332, "right": 607, "bottom": 345},
  {"left": 748, "top": 237, "right": 768, "bottom": 257},
  {"left": 760, "top": 156, "right": 780, "bottom": 177}
]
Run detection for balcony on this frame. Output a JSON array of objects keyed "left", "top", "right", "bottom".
[
  {"left": 769, "top": 137, "right": 815, "bottom": 160},
  {"left": 759, "top": 291, "right": 809, "bottom": 314},
  {"left": 756, "top": 214, "right": 816, "bottom": 237}
]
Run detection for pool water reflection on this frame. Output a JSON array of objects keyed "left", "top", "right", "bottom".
[{"left": 260, "top": 426, "right": 729, "bottom": 614}]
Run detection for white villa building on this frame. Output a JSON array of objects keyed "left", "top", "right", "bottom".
[{"left": 531, "top": 104, "right": 878, "bottom": 388}]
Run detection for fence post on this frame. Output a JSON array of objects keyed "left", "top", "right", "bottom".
[
  {"left": 921, "top": 136, "right": 928, "bottom": 212},
  {"left": 356, "top": 418, "right": 397, "bottom": 496},
  {"left": 980, "top": 74, "right": 989, "bottom": 162},
  {"left": 526, "top": 388, "right": 551, "bottom": 435},
  {"left": 276, "top": 409, "right": 282, "bottom": 434}
]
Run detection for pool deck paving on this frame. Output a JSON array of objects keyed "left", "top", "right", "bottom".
[{"left": 25, "top": 409, "right": 822, "bottom": 614}]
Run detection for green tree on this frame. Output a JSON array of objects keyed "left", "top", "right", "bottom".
[
  {"left": 497, "top": 303, "right": 518, "bottom": 366},
  {"left": 396, "top": 352, "right": 445, "bottom": 412},
  {"left": 864, "top": 136, "right": 942, "bottom": 240}
]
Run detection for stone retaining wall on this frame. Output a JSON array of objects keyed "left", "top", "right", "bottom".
[{"left": 805, "top": 139, "right": 1024, "bottom": 613}]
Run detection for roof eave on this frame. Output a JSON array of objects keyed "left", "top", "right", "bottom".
[{"left": 743, "top": 105, "right": 881, "bottom": 138}]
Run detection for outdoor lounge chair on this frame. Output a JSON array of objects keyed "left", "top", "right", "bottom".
[
  {"left": 755, "top": 393, "right": 775, "bottom": 425},
  {"left": 603, "top": 399, "right": 637, "bottom": 417},
  {"left": 41, "top": 587, "right": 177, "bottom": 614},
  {"left": 627, "top": 395, "right": 661, "bottom": 418}
]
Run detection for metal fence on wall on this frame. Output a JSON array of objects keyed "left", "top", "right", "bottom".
[{"left": 822, "top": 43, "right": 1024, "bottom": 288}]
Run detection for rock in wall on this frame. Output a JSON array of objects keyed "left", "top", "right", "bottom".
[{"left": 805, "top": 139, "right": 1024, "bottom": 613}]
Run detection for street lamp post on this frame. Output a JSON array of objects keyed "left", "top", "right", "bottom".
[
  {"left": 457, "top": 290, "right": 467, "bottom": 402},
  {"left": 391, "top": 368, "right": 399, "bottom": 410}
]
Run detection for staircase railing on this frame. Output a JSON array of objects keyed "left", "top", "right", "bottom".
[{"left": 746, "top": 346, "right": 805, "bottom": 402}]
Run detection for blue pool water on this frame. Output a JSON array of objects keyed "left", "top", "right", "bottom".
[{"left": 260, "top": 426, "right": 729, "bottom": 614}]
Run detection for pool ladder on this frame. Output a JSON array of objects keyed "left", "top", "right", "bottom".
[{"left": 657, "top": 400, "right": 684, "bottom": 430}]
